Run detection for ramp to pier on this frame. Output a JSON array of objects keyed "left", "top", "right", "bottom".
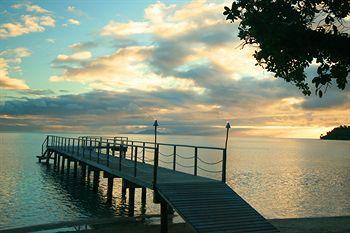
[{"left": 157, "top": 182, "right": 278, "bottom": 233}]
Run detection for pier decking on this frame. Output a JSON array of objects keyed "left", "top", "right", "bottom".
[{"left": 38, "top": 135, "right": 278, "bottom": 233}]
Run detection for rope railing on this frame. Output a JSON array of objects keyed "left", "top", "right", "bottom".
[
  {"left": 197, "top": 165, "right": 222, "bottom": 173},
  {"left": 158, "top": 158, "right": 173, "bottom": 164},
  {"left": 197, "top": 157, "right": 223, "bottom": 165},
  {"left": 175, "top": 162, "right": 194, "bottom": 168},
  {"left": 176, "top": 153, "right": 194, "bottom": 159},
  {"left": 159, "top": 151, "right": 173, "bottom": 157}
]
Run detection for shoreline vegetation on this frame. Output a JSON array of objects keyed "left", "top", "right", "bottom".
[
  {"left": 2, "top": 216, "right": 350, "bottom": 233},
  {"left": 320, "top": 125, "right": 350, "bottom": 140}
]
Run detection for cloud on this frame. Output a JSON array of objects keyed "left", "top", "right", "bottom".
[
  {"left": 39, "top": 16, "right": 55, "bottom": 27},
  {"left": 46, "top": 38, "right": 55, "bottom": 43},
  {"left": 101, "top": 1, "right": 223, "bottom": 38},
  {"left": 0, "top": 58, "right": 29, "bottom": 90},
  {"left": 12, "top": 3, "right": 50, "bottom": 14},
  {"left": 100, "top": 0, "right": 263, "bottom": 83},
  {"left": 69, "top": 41, "right": 97, "bottom": 50},
  {"left": 67, "top": 6, "right": 76, "bottom": 12},
  {"left": 55, "top": 51, "right": 92, "bottom": 62},
  {"left": 0, "top": 48, "right": 31, "bottom": 90},
  {"left": 0, "top": 15, "right": 55, "bottom": 39},
  {"left": 67, "top": 6, "right": 88, "bottom": 18},
  {"left": 50, "top": 46, "right": 205, "bottom": 93},
  {"left": 0, "top": 47, "right": 31, "bottom": 59},
  {"left": 1, "top": 83, "right": 348, "bottom": 136},
  {"left": 68, "top": 18, "right": 80, "bottom": 26}
]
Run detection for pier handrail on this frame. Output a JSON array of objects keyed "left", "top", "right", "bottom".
[
  {"left": 45, "top": 135, "right": 227, "bottom": 183},
  {"left": 41, "top": 135, "right": 48, "bottom": 156}
]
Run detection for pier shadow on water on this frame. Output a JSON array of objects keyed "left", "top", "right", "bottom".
[{"left": 34, "top": 162, "right": 167, "bottom": 227}]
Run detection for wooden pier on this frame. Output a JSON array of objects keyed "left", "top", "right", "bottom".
[{"left": 38, "top": 135, "right": 278, "bottom": 233}]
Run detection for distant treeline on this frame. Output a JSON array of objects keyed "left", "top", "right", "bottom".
[{"left": 320, "top": 125, "right": 350, "bottom": 140}]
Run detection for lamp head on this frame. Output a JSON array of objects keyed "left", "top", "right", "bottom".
[
  {"left": 153, "top": 120, "right": 159, "bottom": 127},
  {"left": 225, "top": 121, "right": 231, "bottom": 129}
]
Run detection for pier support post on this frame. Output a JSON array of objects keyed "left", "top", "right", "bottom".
[
  {"left": 61, "top": 156, "right": 65, "bottom": 174},
  {"left": 81, "top": 163, "right": 86, "bottom": 181},
  {"left": 93, "top": 170, "right": 100, "bottom": 191},
  {"left": 87, "top": 167, "right": 92, "bottom": 182},
  {"left": 53, "top": 152, "right": 57, "bottom": 167},
  {"left": 161, "top": 200, "right": 168, "bottom": 233},
  {"left": 45, "top": 151, "right": 51, "bottom": 164},
  {"left": 128, "top": 187, "right": 135, "bottom": 216},
  {"left": 57, "top": 154, "right": 61, "bottom": 171},
  {"left": 66, "top": 158, "right": 70, "bottom": 174},
  {"left": 121, "top": 179, "right": 127, "bottom": 199},
  {"left": 141, "top": 187, "right": 147, "bottom": 206},
  {"left": 107, "top": 175, "right": 114, "bottom": 205},
  {"left": 73, "top": 161, "right": 78, "bottom": 177}
]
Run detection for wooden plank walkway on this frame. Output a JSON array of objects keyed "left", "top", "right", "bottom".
[
  {"left": 40, "top": 136, "right": 278, "bottom": 233},
  {"left": 157, "top": 182, "right": 278, "bottom": 233}
]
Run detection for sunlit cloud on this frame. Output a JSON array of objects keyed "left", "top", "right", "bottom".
[
  {"left": 46, "top": 38, "right": 55, "bottom": 43},
  {"left": 63, "top": 19, "right": 81, "bottom": 27},
  {"left": 55, "top": 51, "right": 92, "bottom": 62},
  {"left": 12, "top": 2, "right": 50, "bottom": 14},
  {"left": 50, "top": 45, "right": 205, "bottom": 93},
  {"left": 0, "top": 58, "right": 29, "bottom": 90},
  {"left": 101, "top": 1, "right": 224, "bottom": 38},
  {"left": 0, "top": 14, "right": 55, "bottom": 39},
  {"left": 69, "top": 41, "right": 97, "bottom": 51},
  {"left": 68, "top": 18, "right": 80, "bottom": 26}
]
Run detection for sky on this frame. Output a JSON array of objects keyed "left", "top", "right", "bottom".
[{"left": 0, "top": 0, "right": 349, "bottom": 139}]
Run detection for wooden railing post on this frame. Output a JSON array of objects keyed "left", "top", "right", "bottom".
[
  {"left": 153, "top": 144, "right": 159, "bottom": 188},
  {"left": 97, "top": 141, "right": 101, "bottom": 163},
  {"left": 194, "top": 147, "right": 198, "bottom": 176},
  {"left": 107, "top": 143, "right": 110, "bottom": 167},
  {"left": 131, "top": 141, "right": 134, "bottom": 160},
  {"left": 134, "top": 147, "right": 138, "bottom": 177},
  {"left": 77, "top": 139, "right": 80, "bottom": 156},
  {"left": 89, "top": 139, "right": 92, "bottom": 160},
  {"left": 112, "top": 138, "right": 116, "bottom": 158},
  {"left": 222, "top": 149, "right": 227, "bottom": 182},
  {"left": 142, "top": 142, "right": 145, "bottom": 163},
  {"left": 72, "top": 138, "right": 75, "bottom": 153},
  {"left": 173, "top": 145, "right": 176, "bottom": 171},
  {"left": 119, "top": 144, "right": 123, "bottom": 171},
  {"left": 82, "top": 139, "right": 85, "bottom": 158}
]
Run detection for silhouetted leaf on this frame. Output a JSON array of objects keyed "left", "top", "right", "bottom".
[{"left": 318, "top": 90, "right": 323, "bottom": 98}]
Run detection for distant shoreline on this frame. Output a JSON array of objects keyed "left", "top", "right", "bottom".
[{"left": 2, "top": 216, "right": 350, "bottom": 233}]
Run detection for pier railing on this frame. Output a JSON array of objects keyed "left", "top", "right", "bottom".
[{"left": 45, "top": 135, "right": 227, "bottom": 184}]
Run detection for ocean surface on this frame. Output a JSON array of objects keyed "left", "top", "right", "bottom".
[{"left": 0, "top": 132, "right": 349, "bottom": 229}]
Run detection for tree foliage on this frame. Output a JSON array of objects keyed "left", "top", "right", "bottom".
[{"left": 224, "top": 0, "right": 350, "bottom": 97}]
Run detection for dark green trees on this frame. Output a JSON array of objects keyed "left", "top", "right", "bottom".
[{"left": 224, "top": 1, "right": 350, "bottom": 97}]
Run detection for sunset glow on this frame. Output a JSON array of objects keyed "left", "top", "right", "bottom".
[{"left": 1, "top": 1, "right": 349, "bottom": 138}]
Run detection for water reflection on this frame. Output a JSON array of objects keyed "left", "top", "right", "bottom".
[{"left": 0, "top": 133, "right": 349, "bottom": 229}]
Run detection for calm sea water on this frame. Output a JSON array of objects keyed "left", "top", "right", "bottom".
[{"left": 0, "top": 132, "right": 349, "bottom": 229}]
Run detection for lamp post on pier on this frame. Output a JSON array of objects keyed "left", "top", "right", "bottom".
[
  {"left": 153, "top": 120, "right": 159, "bottom": 145},
  {"left": 225, "top": 121, "right": 231, "bottom": 150},
  {"left": 222, "top": 121, "right": 231, "bottom": 183}
]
